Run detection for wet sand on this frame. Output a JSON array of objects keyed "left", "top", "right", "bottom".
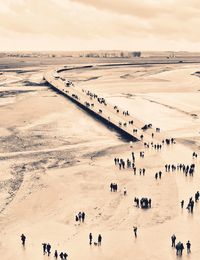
[{"left": 0, "top": 59, "right": 200, "bottom": 259}]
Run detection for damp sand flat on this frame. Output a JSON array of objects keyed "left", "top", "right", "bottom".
[{"left": 0, "top": 62, "right": 200, "bottom": 260}]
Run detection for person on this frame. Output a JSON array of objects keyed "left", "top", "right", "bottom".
[
  {"left": 123, "top": 187, "right": 127, "bottom": 196},
  {"left": 133, "top": 226, "right": 137, "bottom": 238},
  {"left": 110, "top": 183, "right": 113, "bottom": 192},
  {"left": 180, "top": 242, "right": 184, "bottom": 256},
  {"left": 78, "top": 211, "right": 82, "bottom": 221},
  {"left": 60, "top": 252, "right": 64, "bottom": 259},
  {"left": 54, "top": 250, "right": 58, "bottom": 258},
  {"left": 148, "top": 199, "right": 151, "bottom": 208},
  {"left": 176, "top": 242, "right": 180, "bottom": 255},
  {"left": 47, "top": 243, "right": 51, "bottom": 256},
  {"left": 89, "top": 233, "right": 93, "bottom": 245},
  {"left": 21, "top": 234, "right": 26, "bottom": 246},
  {"left": 190, "top": 200, "right": 194, "bottom": 213},
  {"left": 42, "top": 243, "right": 47, "bottom": 254},
  {"left": 171, "top": 234, "right": 176, "bottom": 247},
  {"left": 98, "top": 234, "right": 102, "bottom": 246},
  {"left": 82, "top": 212, "right": 85, "bottom": 222},
  {"left": 186, "top": 240, "right": 191, "bottom": 254},
  {"left": 181, "top": 200, "right": 184, "bottom": 209},
  {"left": 63, "top": 252, "right": 68, "bottom": 259}
]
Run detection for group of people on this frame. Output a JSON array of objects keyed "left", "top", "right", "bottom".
[
  {"left": 114, "top": 157, "right": 137, "bottom": 172},
  {"left": 186, "top": 198, "right": 195, "bottom": 213},
  {"left": 114, "top": 152, "right": 151, "bottom": 177},
  {"left": 42, "top": 243, "right": 52, "bottom": 256},
  {"left": 114, "top": 158, "right": 126, "bottom": 169},
  {"left": 139, "top": 168, "right": 146, "bottom": 175},
  {"left": 42, "top": 243, "right": 68, "bottom": 259},
  {"left": 54, "top": 251, "right": 68, "bottom": 259},
  {"left": 89, "top": 233, "right": 102, "bottom": 246},
  {"left": 180, "top": 191, "right": 200, "bottom": 213},
  {"left": 123, "top": 110, "right": 129, "bottom": 116},
  {"left": 139, "top": 151, "right": 145, "bottom": 158},
  {"left": 134, "top": 197, "right": 152, "bottom": 209},
  {"left": 143, "top": 142, "right": 162, "bottom": 150},
  {"left": 171, "top": 234, "right": 191, "bottom": 256},
  {"left": 110, "top": 183, "right": 118, "bottom": 192},
  {"left": 165, "top": 163, "right": 195, "bottom": 176},
  {"left": 20, "top": 235, "right": 69, "bottom": 259},
  {"left": 155, "top": 171, "right": 163, "bottom": 179},
  {"left": 192, "top": 152, "right": 198, "bottom": 158},
  {"left": 75, "top": 212, "right": 86, "bottom": 222}
]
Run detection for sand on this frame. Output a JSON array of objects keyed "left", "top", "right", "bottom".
[{"left": 0, "top": 58, "right": 200, "bottom": 260}]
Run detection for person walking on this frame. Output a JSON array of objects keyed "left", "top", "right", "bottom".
[
  {"left": 133, "top": 226, "right": 137, "bottom": 238},
  {"left": 82, "top": 212, "right": 85, "bottom": 222},
  {"left": 21, "top": 234, "right": 26, "bottom": 246},
  {"left": 54, "top": 250, "right": 58, "bottom": 258},
  {"left": 180, "top": 242, "right": 184, "bottom": 256},
  {"left": 186, "top": 240, "right": 191, "bottom": 254},
  {"left": 171, "top": 234, "right": 176, "bottom": 247},
  {"left": 47, "top": 243, "right": 51, "bottom": 256},
  {"left": 181, "top": 200, "right": 184, "bottom": 209},
  {"left": 42, "top": 243, "right": 47, "bottom": 255},
  {"left": 89, "top": 233, "right": 93, "bottom": 245},
  {"left": 98, "top": 234, "right": 102, "bottom": 246}
]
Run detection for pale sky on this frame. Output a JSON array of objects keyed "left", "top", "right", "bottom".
[{"left": 0, "top": 0, "right": 200, "bottom": 51}]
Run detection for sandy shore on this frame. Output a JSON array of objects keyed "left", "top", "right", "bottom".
[{"left": 0, "top": 60, "right": 200, "bottom": 259}]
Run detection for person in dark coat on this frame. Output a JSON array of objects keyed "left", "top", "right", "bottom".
[
  {"left": 42, "top": 243, "right": 47, "bottom": 254},
  {"left": 21, "top": 234, "right": 26, "bottom": 246},
  {"left": 133, "top": 226, "right": 137, "bottom": 238},
  {"left": 186, "top": 241, "right": 191, "bottom": 254},
  {"left": 47, "top": 243, "right": 51, "bottom": 256},
  {"left": 82, "top": 212, "right": 85, "bottom": 222},
  {"left": 89, "top": 233, "right": 92, "bottom": 245},
  {"left": 54, "top": 250, "right": 58, "bottom": 258},
  {"left": 171, "top": 234, "right": 176, "bottom": 247},
  {"left": 98, "top": 234, "right": 102, "bottom": 246}
]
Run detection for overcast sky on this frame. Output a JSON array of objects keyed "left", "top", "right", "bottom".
[{"left": 0, "top": 0, "right": 200, "bottom": 51}]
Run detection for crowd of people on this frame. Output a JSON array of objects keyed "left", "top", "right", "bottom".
[
  {"left": 165, "top": 163, "right": 195, "bottom": 176},
  {"left": 19, "top": 78, "right": 200, "bottom": 259},
  {"left": 134, "top": 197, "right": 152, "bottom": 209}
]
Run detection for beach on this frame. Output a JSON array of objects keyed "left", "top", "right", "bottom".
[{"left": 0, "top": 58, "right": 200, "bottom": 259}]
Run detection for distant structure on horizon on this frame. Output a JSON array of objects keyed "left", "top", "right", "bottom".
[{"left": 1, "top": 50, "right": 200, "bottom": 60}]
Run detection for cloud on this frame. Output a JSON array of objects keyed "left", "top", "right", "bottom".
[{"left": 0, "top": 0, "right": 200, "bottom": 51}]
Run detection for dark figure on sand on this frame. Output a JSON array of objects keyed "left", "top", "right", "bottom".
[
  {"left": 133, "top": 226, "right": 137, "bottom": 238},
  {"left": 21, "top": 234, "right": 26, "bottom": 246},
  {"left": 186, "top": 241, "right": 191, "bottom": 254},
  {"left": 54, "top": 250, "right": 58, "bottom": 258},
  {"left": 89, "top": 233, "right": 93, "bottom": 245},
  {"left": 42, "top": 243, "right": 47, "bottom": 254},
  {"left": 98, "top": 234, "right": 102, "bottom": 246},
  {"left": 171, "top": 234, "right": 176, "bottom": 247},
  {"left": 47, "top": 243, "right": 51, "bottom": 256}
]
